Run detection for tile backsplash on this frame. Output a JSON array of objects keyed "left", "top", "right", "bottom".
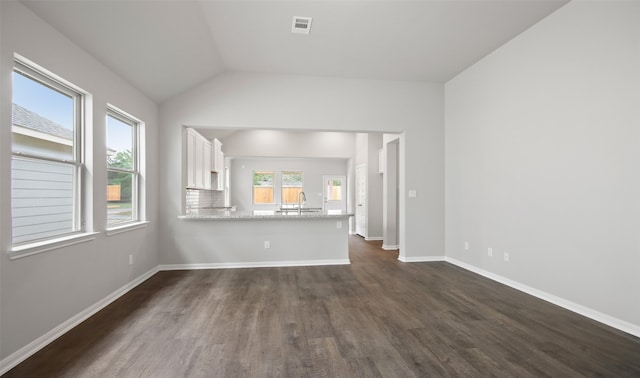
[{"left": 186, "top": 189, "right": 225, "bottom": 212}]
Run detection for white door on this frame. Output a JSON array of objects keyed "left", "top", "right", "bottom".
[
  {"left": 355, "top": 165, "right": 367, "bottom": 236},
  {"left": 323, "top": 175, "right": 347, "bottom": 212}
]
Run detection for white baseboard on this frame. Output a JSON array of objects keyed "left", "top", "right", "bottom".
[
  {"left": 159, "top": 259, "right": 351, "bottom": 271},
  {"left": 0, "top": 266, "right": 159, "bottom": 376},
  {"left": 381, "top": 244, "right": 399, "bottom": 250},
  {"left": 445, "top": 257, "right": 640, "bottom": 339},
  {"left": 364, "top": 236, "right": 383, "bottom": 241},
  {"left": 398, "top": 255, "right": 445, "bottom": 263}
]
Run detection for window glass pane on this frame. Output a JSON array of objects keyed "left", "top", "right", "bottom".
[
  {"left": 282, "top": 171, "right": 303, "bottom": 205},
  {"left": 12, "top": 71, "right": 74, "bottom": 160},
  {"left": 107, "top": 115, "right": 133, "bottom": 170},
  {"left": 108, "top": 170, "right": 133, "bottom": 225},
  {"left": 253, "top": 171, "right": 274, "bottom": 204},
  {"left": 11, "top": 62, "right": 82, "bottom": 246},
  {"left": 106, "top": 109, "right": 140, "bottom": 227},
  {"left": 327, "top": 178, "right": 343, "bottom": 201},
  {"left": 11, "top": 157, "right": 75, "bottom": 244}
]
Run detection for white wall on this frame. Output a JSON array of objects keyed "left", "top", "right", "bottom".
[
  {"left": 0, "top": 1, "right": 159, "bottom": 363},
  {"left": 366, "top": 133, "right": 384, "bottom": 238},
  {"left": 230, "top": 157, "right": 348, "bottom": 211},
  {"left": 219, "top": 128, "right": 355, "bottom": 216},
  {"left": 355, "top": 133, "right": 368, "bottom": 166},
  {"left": 445, "top": 1, "right": 640, "bottom": 332},
  {"left": 160, "top": 72, "right": 444, "bottom": 263},
  {"left": 220, "top": 129, "right": 355, "bottom": 158}
]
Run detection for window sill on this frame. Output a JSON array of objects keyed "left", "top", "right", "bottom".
[
  {"left": 106, "top": 221, "right": 150, "bottom": 236},
  {"left": 9, "top": 232, "right": 100, "bottom": 260}
]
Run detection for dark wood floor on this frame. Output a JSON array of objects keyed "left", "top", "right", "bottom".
[{"left": 5, "top": 236, "right": 640, "bottom": 377}]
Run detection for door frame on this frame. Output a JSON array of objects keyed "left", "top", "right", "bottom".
[{"left": 355, "top": 164, "right": 367, "bottom": 237}]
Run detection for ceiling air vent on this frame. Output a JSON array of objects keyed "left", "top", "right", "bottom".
[{"left": 291, "top": 16, "right": 312, "bottom": 35}]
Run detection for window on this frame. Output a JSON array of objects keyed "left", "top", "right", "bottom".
[
  {"left": 107, "top": 109, "right": 140, "bottom": 227},
  {"left": 253, "top": 171, "right": 274, "bottom": 204},
  {"left": 11, "top": 60, "right": 83, "bottom": 245},
  {"left": 281, "top": 171, "right": 303, "bottom": 206}
]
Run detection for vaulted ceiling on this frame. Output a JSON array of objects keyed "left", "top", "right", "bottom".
[{"left": 21, "top": 0, "right": 569, "bottom": 104}]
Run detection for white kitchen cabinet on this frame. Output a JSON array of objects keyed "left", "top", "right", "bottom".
[
  {"left": 186, "top": 128, "right": 212, "bottom": 190},
  {"left": 202, "top": 139, "right": 212, "bottom": 189},
  {"left": 211, "top": 138, "right": 223, "bottom": 172},
  {"left": 186, "top": 128, "right": 197, "bottom": 188},
  {"left": 211, "top": 171, "right": 223, "bottom": 191},
  {"left": 211, "top": 138, "right": 224, "bottom": 191}
]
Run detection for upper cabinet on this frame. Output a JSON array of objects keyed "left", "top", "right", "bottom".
[
  {"left": 185, "top": 128, "right": 212, "bottom": 190},
  {"left": 211, "top": 138, "right": 224, "bottom": 191},
  {"left": 212, "top": 138, "right": 224, "bottom": 173},
  {"left": 185, "top": 128, "right": 225, "bottom": 191}
]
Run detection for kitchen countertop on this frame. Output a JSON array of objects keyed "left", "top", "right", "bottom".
[{"left": 179, "top": 209, "right": 354, "bottom": 220}]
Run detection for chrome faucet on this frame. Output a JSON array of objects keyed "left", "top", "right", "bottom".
[{"left": 298, "top": 191, "right": 306, "bottom": 214}]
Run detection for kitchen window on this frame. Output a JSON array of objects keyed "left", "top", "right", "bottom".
[
  {"left": 10, "top": 59, "right": 85, "bottom": 247},
  {"left": 107, "top": 108, "right": 141, "bottom": 227},
  {"left": 281, "top": 170, "right": 303, "bottom": 207},
  {"left": 253, "top": 171, "right": 274, "bottom": 204}
]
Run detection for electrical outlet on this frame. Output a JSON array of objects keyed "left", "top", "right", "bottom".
[
  {"left": 488, "top": 248, "right": 493, "bottom": 257},
  {"left": 336, "top": 221, "right": 342, "bottom": 229},
  {"left": 128, "top": 254, "right": 133, "bottom": 265},
  {"left": 264, "top": 241, "right": 271, "bottom": 249},
  {"left": 504, "top": 252, "right": 509, "bottom": 262},
  {"left": 464, "top": 242, "right": 469, "bottom": 251}
]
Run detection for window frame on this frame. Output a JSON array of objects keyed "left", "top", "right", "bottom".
[
  {"left": 106, "top": 106, "right": 141, "bottom": 229},
  {"left": 252, "top": 170, "right": 275, "bottom": 205},
  {"left": 281, "top": 170, "right": 304, "bottom": 207},
  {"left": 10, "top": 58, "right": 86, "bottom": 249}
]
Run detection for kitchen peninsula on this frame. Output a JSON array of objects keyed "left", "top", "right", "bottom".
[
  {"left": 176, "top": 127, "right": 354, "bottom": 269},
  {"left": 171, "top": 209, "right": 353, "bottom": 269}
]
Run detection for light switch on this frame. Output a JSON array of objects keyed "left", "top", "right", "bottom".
[{"left": 408, "top": 190, "right": 417, "bottom": 198}]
